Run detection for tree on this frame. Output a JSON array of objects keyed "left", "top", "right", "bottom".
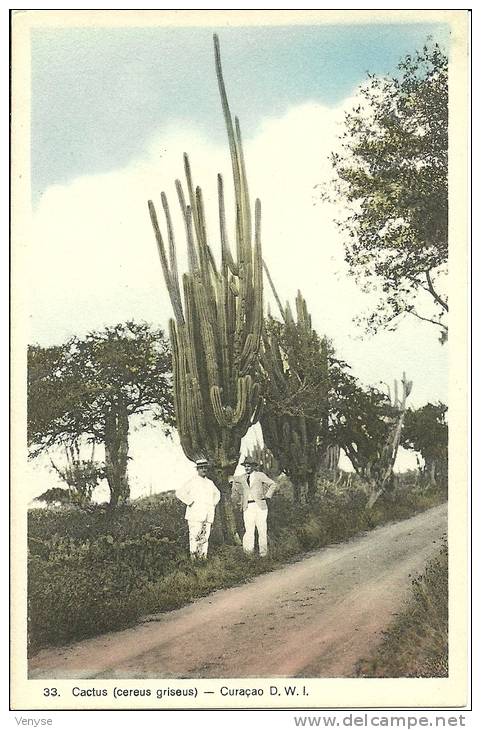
[
  {"left": 402, "top": 402, "right": 448, "bottom": 485},
  {"left": 28, "top": 343, "right": 76, "bottom": 456},
  {"left": 331, "top": 372, "right": 392, "bottom": 481},
  {"left": 331, "top": 369, "right": 412, "bottom": 507},
  {"left": 327, "top": 41, "right": 448, "bottom": 340},
  {"left": 28, "top": 321, "right": 175, "bottom": 506}
]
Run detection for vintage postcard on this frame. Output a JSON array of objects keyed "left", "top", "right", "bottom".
[{"left": 11, "top": 9, "right": 470, "bottom": 711}]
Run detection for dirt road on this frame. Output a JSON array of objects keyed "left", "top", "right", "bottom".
[{"left": 29, "top": 503, "right": 447, "bottom": 679}]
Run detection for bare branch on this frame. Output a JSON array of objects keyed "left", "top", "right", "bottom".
[
  {"left": 406, "top": 308, "right": 448, "bottom": 331},
  {"left": 262, "top": 260, "right": 286, "bottom": 322},
  {"left": 425, "top": 269, "right": 448, "bottom": 312}
]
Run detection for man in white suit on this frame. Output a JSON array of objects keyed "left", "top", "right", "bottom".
[
  {"left": 176, "top": 459, "right": 221, "bottom": 559},
  {"left": 230, "top": 458, "right": 277, "bottom": 557}
]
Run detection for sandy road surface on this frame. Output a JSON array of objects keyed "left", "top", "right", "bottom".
[{"left": 29, "top": 503, "right": 447, "bottom": 679}]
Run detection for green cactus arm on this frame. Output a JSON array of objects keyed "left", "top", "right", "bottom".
[
  {"left": 216, "top": 275, "right": 231, "bottom": 394},
  {"left": 249, "top": 199, "right": 264, "bottom": 359},
  {"left": 218, "top": 174, "right": 239, "bottom": 276},
  {"left": 239, "top": 333, "right": 256, "bottom": 377},
  {"left": 232, "top": 375, "right": 250, "bottom": 425},
  {"left": 193, "top": 185, "right": 211, "bottom": 283},
  {"left": 175, "top": 179, "right": 199, "bottom": 272},
  {"left": 193, "top": 278, "right": 220, "bottom": 388},
  {"left": 161, "top": 192, "right": 183, "bottom": 310},
  {"left": 263, "top": 260, "right": 286, "bottom": 322},
  {"left": 210, "top": 385, "right": 230, "bottom": 428},
  {"left": 213, "top": 33, "right": 244, "bottom": 260},
  {"left": 206, "top": 243, "right": 221, "bottom": 282},
  {"left": 250, "top": 393, "right": 264, "bottom": 424},
  {"left": 183, "top": 153, "right": 204, "bottom": 250},
  {"left": 148, "top": 199, "right": 185, "bottom": 325},
  {"left": 170, "top": 320, "right": 196, "bottom": 461},
  {"left": 234, "top": 116, "right": 252, "bottom": 248},
  {"left": 182, "top": 275, "right": 202, "bottom": 384}
]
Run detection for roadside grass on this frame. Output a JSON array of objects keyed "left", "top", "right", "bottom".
[
  {"left": 28, "top": 477, "right": 447, "bottom": 655},
  {"left": 355, "top": 540, "right": 448, "bottom": 677}
]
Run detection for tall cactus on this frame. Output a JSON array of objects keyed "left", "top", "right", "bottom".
[
  {"left": 244, "top": 442, "right": 280, "bottom": 480},
  {"left": 147, "top": 35, "right": 263, "bottom": 542},
  {"left": 366, "top": 372, "right": 413, "bottom": 508},
  {"left": 260, "top": 289, "right": 330, "bottom": 502}
]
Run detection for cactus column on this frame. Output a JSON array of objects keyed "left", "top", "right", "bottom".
[
  {"left": 260, "top": 290, "right": 330, "bottom": 502},
  {"left": 147, "top": 35, "right": 264, "bottom": 542},
  {"left": 366, "top": 372, "right": 413, "bottom": 509}
]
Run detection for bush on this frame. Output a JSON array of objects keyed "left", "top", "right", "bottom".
[{"left": 28, "top": 555, "right": 144, "bottom": 652}]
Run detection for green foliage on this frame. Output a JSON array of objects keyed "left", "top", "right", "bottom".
[
  {"left": 35, "top": 487, "right": 72, "bottom": 506},
  {"left": 28, "top": 555, "right": 144, "bottom": 651},
  {"left": 402, "top": 402, "right": 448, "bottom": 484},
  {"left": 28, "top": 344, "right": 79, "bottom": 455},
  {"left": 326, "top": 41, "right": 448, "bottom": 338},
  {"left": 28, "top": 322, "right": 174, "bottom": 452},
  {"left": 356, "top": 540, "right": 448, "bottom": 677},
  {"left": 28, "top": 496, "right": 186, "bottom": 547},
  {"left": 28, "top": 495, "right": 187, "bottom": 652},
  {"left": 28, "top": 479, "right": 446, "bottom": 654},
  {"left": 330, "top": 368, "right": 394, "bottom": 480},
  {"left": 331, "top": 369, "right": 413, "bottom": 508}
]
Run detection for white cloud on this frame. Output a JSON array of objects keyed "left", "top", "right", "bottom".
[{"left": 27, "top": 98, "right": 445, "bottom": 499}]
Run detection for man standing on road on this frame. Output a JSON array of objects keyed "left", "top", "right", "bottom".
[
  {"left": 176, "top": 459, "right": 221, "bottom": 559},
  {"left": 230, "top": 458, "right": 277, "bottom": 557}
]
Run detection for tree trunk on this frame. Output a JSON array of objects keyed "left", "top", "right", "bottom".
[
  {"left": 366, "top": 481, "right": 384, "bottom": 509},
  {"left": 104, "top": 404, "right": 130, "bottom": 507},
  {"left": 366, "top": 406, "right": 407, "bottom": 510},
  {"left": 211, "top": 462, "right": 241, "bottom": 545},
  {"left": 307, "top": 469, "right": 319, "bottom": 502},
  {"left": 290, "top": 479, "right": 303, "bottom": 504}
]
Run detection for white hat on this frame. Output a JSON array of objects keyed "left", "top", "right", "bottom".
[{"left": 195, "top": 458, "right": 209, "bottom": 467}]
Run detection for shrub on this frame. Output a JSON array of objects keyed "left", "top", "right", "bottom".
[{"left": 28, "top": 555, "right": 144, "bottom": 653}]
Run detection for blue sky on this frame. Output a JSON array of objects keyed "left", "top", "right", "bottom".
[{"left": 31, "top": 22, "right": 450, "bottom": 202}]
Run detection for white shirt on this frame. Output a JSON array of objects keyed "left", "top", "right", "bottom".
[{"left": 176, "top": 474, "right": 221, "bottom": 524}]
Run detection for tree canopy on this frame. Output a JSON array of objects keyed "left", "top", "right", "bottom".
[
  {"left": 28, "top": 321, "right": 175, "bottom": 505},
  {"left": 402, "top": 401, "right": 448, "bottom": 484},
  {"left": 327, "top": 41, "right": 448, "bottom": 340},
  {"left": 330, "top": 369, "right": 395, "bottom": 482}
]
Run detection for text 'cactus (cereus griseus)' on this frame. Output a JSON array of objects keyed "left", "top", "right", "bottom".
[{"left": 147, "top": 35, "right": 263, "bottom": 542}]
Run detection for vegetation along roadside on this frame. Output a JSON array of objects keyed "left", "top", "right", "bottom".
[
  {"left": 28, "top": 476, "right": 446, "bottom": 655},
  {"left": 355, "top": 540, "right": 448, "bottom": 678}
]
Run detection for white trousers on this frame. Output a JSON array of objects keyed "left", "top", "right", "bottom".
[
  {"left": 243, "top": 503, "right": 269, "bottom": 556},
  {"left": 187, "top": 520, "right": 212, "bottom": 557}
]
